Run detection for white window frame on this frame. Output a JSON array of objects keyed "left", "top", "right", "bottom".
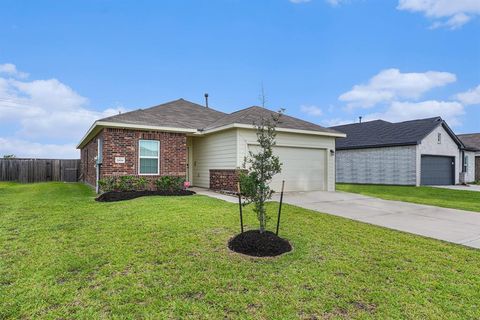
[
  {"left": 138, "top": 140, "right": 160, "bottom": 175},
  {"left": 464, "top": 155, "right": 469, "bottom": 171}
]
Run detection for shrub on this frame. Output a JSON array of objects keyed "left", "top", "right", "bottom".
[
  {"left": 156, "top": 176, "right": 185, "bottom": 192},
  {"left": 98, "top": 176, "right": 148, "bottom": 192}
]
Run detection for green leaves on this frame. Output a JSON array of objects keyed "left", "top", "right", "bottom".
[
  {"left": 239, "top": 110, "right": 283, "bottom": 232},
  {"left": 98, "top": 176, "right": 148, "bottom": 192},
  {"left": 155, "top": 176, "right": 185, "bottom": 192}
]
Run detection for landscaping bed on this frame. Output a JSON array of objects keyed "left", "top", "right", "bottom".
[
  {"left": 96, "top": 190, "right": 195, "bottom": 202},
  {"left": 228, "top": 230, "right": 292, "bottom": 257}
]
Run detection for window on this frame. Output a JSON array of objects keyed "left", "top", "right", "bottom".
[
  {"left": 437, "top": 133, "right": 442, "bottom": 144},
  {"left": 139, "top": 140, "right": 160, "bottom": 175},
  {"left": 464, "top": 155, "right": 469, "bottom": 172}
]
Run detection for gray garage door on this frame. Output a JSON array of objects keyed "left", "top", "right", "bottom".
[{"left": 421, "top": 155, "right": 454, "bottom": 185}]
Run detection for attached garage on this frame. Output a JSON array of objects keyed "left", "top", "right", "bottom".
[
  {"left": 248, "top": 145, "right": 327, "bottom": 192},
  {"left": 420, "top": 155, "right": 455, "bottom": 185},
  {"left": 332, "top": 117, "right": 467, "bottom": 186}
]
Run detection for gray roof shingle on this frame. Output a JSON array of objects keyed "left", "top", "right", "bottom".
[
  {"left": 204, "top": 106, "right": 341, "bottom": 134},
  {"left": 457, "top": 133, "right": 480, "bottom": 151},
  {"left": 99, "top": 100, "right": 340, "bottom": 135},
  {"left": 99, "top": 98, "right": 227, "bottom": 129},
  {"left": 331, "top": 117, "right": 462, "bottom": 150}
]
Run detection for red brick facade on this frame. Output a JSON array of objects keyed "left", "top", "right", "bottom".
[
  {"left": 80, "top": 132, "right": 102, "bottom": 187},
  {"left": 80, "top": 128, "right": 187, "bottom": 190},
  {"left": 209, "top": 169, "right": 244, "bottom": 193}
]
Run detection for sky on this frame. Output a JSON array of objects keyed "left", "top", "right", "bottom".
[{"left": 0, "top": 0, "right": 479, "bottom": 158}]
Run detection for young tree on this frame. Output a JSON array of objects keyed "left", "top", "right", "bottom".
[{"left": 239, "top": 109, "right": 283, "bottom": 233}]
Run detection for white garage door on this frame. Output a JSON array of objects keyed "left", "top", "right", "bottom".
[{"left": 248, "top": 145, "right": 326, "bottom": 192}]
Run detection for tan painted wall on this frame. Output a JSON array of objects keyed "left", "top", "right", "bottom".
[{"left": 191, "top": 129, "right": 238, "bottom": 188}]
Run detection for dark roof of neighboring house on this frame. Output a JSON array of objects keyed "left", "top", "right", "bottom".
[
  {"left": 457, "top": 133, "right": 480, "bottom": 152},
  {"left": 204, "top": 106, "right": 341, "bottom": 134},
  {"left": 99, "top": 98, "right": 227, "bottom": 129},
  {"left": 331, "top": 117, "right": 463, "bottom": 150}
]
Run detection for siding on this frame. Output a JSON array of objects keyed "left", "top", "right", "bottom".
[
  {"left": 237, "top": 129, "right": 337, "bottom": 191},
  {"left": 336, "top": 146, "right": 417, "bottom": 185},
  {"left": 191, "top": 129, "right": 237, "bottom": 188},
  {"left": 464, "top": 151, "right": 476, "bottom": 183},
  {"left": 417, "top": 125, "right": 461, "bottom": 185}
]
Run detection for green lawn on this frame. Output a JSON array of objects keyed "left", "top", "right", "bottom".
[
  {"left": 337, "top": 184, "right": 480, "bottom": 213},
  {"left": 1, "top": 182, "right": 479, "bottom": 319}
]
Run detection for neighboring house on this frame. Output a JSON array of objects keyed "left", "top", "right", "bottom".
[
  {"left": 77, "top": 99, "right": 345, "bottom": 192},
  {"left": 457, "top": 133, "right": 480, "bottom": 182},
  {"left": 331, "top": 117, "right": 475, "bottom": 186}
]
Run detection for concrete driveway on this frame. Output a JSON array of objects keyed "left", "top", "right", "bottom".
[{"left": 270, "top": 190, "right": 480, "bottom": 249}]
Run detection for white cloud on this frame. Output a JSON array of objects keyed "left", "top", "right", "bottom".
[
  {"left": 322, "top": 118, "right": 355, "bottom": 127},
  {"left": 326, "top": 0, "right": 343, "bottom": 5},
  {"left": 365, "top": 100, "right": 465, "bottom": 126},
  {"left": 0, "top": 138, "right": 78, "bottom": 159},
  {"left": 0, "top": 63, "right": 125, "bottom": 158},
  {"left": 397, "top": 0, "right": 480, "bottom": 29},
  {"left": 456, "top": 84, "right": 480, "bottom": 105},
  {"left": 300, "top": 105, "right": 323, "bottom": 116},
  {"left": 0, "top": 63, "right": 29, "bottom": 79},
  {"left": 339, "top": 68, "right": 456, "bottom": 108}
]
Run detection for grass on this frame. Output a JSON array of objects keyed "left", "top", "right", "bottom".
[
  {"left": 1, "top": 182, "right": 479, "bottom": 319},
  {"left": 337, "top": 184, "right": 480, "bottom": 213}
]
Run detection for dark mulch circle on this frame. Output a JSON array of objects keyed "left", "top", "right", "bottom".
[
  {"left": 95, "top": 190, "right": 196, "bottom": 202},
  {"left": 228, "top": 230, "right": 292, "bottom": 257}
]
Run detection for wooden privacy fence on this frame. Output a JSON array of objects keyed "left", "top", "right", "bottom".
[{"left": 0, "top": 159, "right": 81, "bottom": 183}]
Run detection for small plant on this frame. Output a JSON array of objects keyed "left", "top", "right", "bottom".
[
  {"left": 156, "top": 176, "right": 185, "bottom": 192},
  {"left": 98, "top": 176, "right": 148, "bottom": 192},
  {"left": 239, "top": 109, "right": 283, "bottom": 233}
]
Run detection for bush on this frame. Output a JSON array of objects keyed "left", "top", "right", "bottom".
[
  {"left": 98, "top": 176, "right": 148, "bottom": 192},
  {"left": 155, "top": 176, "right": 185, "bottom": 192}
]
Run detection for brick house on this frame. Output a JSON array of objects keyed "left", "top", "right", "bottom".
[{"left": 77, "top": 99, "right": 345, "bottom": 192}]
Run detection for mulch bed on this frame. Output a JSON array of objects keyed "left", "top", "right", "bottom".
[
  {"left": 228, "top": 230, "right": 292, "bottom": 257},
  {"left": 95, "top": 190, "right": 196, "bottom": 202}
]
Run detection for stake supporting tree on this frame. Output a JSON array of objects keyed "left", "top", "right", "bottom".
[
  {"left": 276, "top": 180, "right": 285, "bottom": 236},
  {"left": 237, "top": 182, "right": 244, "bottom": 233}
]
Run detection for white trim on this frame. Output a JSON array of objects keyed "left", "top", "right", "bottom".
[
  {"left": 77, "top": 121, "right": 197, "bottom": 149},
  {"left": 246, "top": 141, "right": 329, "bottom": 150},
  {"left": 138, "top": 140, "right": 160, "bottom": 175},
  {"left": 77, "top": 121, "right": 345, "bottom": 149},
  {"left": 200, "top": 123, "right": 346, "bottom": 138}
]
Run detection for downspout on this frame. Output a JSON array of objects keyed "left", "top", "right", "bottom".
[{"left": 94, "top": 156, "right": 101, "bottom": 194}]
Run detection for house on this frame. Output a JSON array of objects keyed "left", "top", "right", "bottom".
[
  {"left": 457, "top": 133, "right": 480, "bottom": 182},
  {"left": 331, "top": 117, "right": 475, "bottom": 186},
  {"left": 77, "top": 99, "right": 345, "bottom": 192}
]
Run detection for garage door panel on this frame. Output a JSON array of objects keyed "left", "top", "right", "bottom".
[
  {"left": 421, "top": 155, "right": 454, "bottom": 185},
  {"left": 247, "top": 145, "right": 326, "bottom": 192}
]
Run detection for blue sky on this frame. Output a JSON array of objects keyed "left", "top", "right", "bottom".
[{"left": 0, "top": 0, "right": 479, "bottom": 158}]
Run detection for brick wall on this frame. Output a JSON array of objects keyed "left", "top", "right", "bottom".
[
  {"left": 80, "top": 128, "right": 187, "bottom": 190},
  {"left": 80, "top": 132, "right": 102, "bottom": 187},
  {"left": 209, "top": 169, "right": 244, "bottom": 193}
]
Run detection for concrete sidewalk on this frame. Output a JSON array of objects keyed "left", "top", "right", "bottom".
[
  {"left": 433, "top": 185, "right": 480, "bottom": 192},
  {"left": 192, "top": 187, "right": 480, "bottom": 249}
]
